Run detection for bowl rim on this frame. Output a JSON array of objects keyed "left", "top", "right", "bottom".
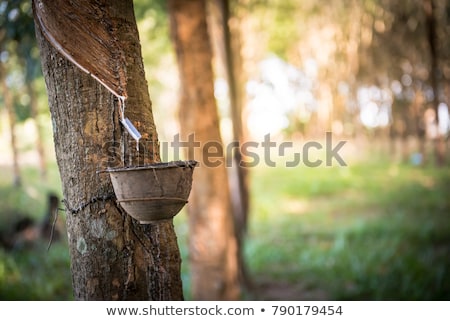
[{"left": 103, "top": 160, "right": 198, "bottom": 173}]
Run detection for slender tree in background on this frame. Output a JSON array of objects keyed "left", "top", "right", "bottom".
[
  {"left": 0, "top": 16, "right": 21, "bottom": 186},
  {"left": 25, "top": 77, "right": 47, "bottom": 179},
  {"left": 209, "top": 0, "right": 251, "bottom": 290},
  {"left": 33, "top": 0, "right": 183, "bottom": 300},
  {"left": 168, "top": 0, "right": 240, "bottom": 300},
  {"left": 0, "top": 0, "right": 47, "bottom": 182},
  {"left": 16, "top": 0, "right": 48, "bottom": 179},
  {"left": 423, "top": 0, "right": 446, "bottom": 166},
  {"left": 215, "top": 0, "right": 249, "bottom": 241},
  {"left": 0, "top": 62, "right": 21, "bottom": 186}
]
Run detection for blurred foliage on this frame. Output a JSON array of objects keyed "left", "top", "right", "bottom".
[
  {"left": 0, "top": 164, "right": 69, "bottom": 300},
  {"left": 233, "top": 0, "right": 449, "bottom": 139},
  {"left": 0, "top": 242, "right": 72, "bottom": 300},
  {"left": 133, "top": 0, "right": 172, "bottom": 89},
  {"left": 0, "top": 0, "right": 41, "bottom": 81},
  {"left": 0, "top": 0, "right": 43, "bottom": 128}
]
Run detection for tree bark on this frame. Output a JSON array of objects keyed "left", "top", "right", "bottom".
[
  {"left": 34, "top": 0, "right": 183, "bottom": 300},
  {"left": 168, "top": 0, "right": 240, "bottom": 300}
]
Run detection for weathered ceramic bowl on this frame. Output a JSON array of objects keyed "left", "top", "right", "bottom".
[{"left": 106, "top": 160, "right": 197, "bottom": 224}]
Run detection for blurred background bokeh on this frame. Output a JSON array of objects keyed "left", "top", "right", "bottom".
[{"left": 0, "top": 0, "right": 449, "bottom": 300}]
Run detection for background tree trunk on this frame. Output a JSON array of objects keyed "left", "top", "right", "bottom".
[
  {"left": 210, "top": 0, "right": 252, "bottom": 292},
  {"left": 168, "top": 0, "right": 240, "bottom": 300},
  {"left": 34, "top": 0, "right": 183, "bottom": 300},
  {"left": 423, "top": 0, "right": 446, "bottom": 166},
  {"left": 215, "top": 0, "right": 249, "bottom": 238}
]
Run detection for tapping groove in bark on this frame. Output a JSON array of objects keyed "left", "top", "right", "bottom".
[
  {"left": 34, "top": 0, "right": 183, "bottom": 300},
  {"left": 33, "top": 0, "right": 127, "bottom": 99}
]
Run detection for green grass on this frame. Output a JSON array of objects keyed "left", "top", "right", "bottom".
[
  {"left": 0, "top": 242, "right": 72, "bottom": 300},
  {"left": 245, "top": 160, "right": 450, "bottom": 300},
  {"left": 1, "top": 157, "right": 449, "bottom": 300}
]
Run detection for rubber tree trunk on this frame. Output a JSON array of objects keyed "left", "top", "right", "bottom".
[
  {"left": 34, "top": 0, "right": 183, "bottom": 300},
  {"left": 168, "top": 0, "right": 240, "bottom": 300}
]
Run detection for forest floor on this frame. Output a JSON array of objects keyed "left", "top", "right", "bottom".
[
  {"left": 239, "top": 157, "right": 450, "bottom": 300},
  {"left": 0, "top": 149, "right": 449, "bottom": 300}
]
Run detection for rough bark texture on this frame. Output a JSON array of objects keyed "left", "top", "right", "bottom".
[
  {"left": 34, "top": 0, "right": 183, "bottom": 300},
  {"left": 168, "top": 0, "right": 240, "bottom": 300}
]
